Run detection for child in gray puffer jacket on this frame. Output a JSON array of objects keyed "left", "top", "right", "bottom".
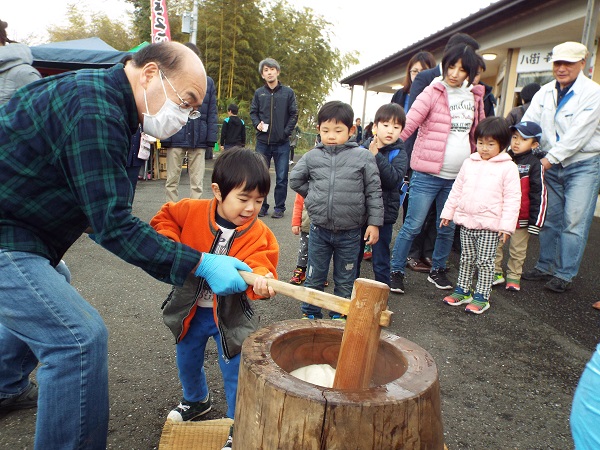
[{"left": 289, "top": 101, "right": 383, "bottom": 319}]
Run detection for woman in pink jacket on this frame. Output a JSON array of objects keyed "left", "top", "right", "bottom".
[
  {"left": 390, "top": 44, "right": 485, "bottom": 295},
  {"left": 440, "top": 117, "right": 521, "bottom": 314}
]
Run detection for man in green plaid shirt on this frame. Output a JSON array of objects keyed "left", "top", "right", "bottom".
[{"left": 0, "top": 42, "right": 251, "bottom": 449}]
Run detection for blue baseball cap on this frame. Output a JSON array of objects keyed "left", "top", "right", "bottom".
[{"left": 510, "top": 121, "right": 542, "bottom": 142}]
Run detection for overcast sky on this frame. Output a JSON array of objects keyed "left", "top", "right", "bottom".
[{"left": 3, "top": 0, "right": 498, "bottom": 118}]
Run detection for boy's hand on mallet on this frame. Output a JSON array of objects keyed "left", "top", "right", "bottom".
[{"left": 253, "top": 272, "right": 276, "bottom": 298}]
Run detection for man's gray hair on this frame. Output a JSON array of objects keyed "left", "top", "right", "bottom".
[{"left": 258, "top": 58, "right": 280, "bottom": 74}]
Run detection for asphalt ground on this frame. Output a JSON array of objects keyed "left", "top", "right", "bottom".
[{"left": 1, "top": 155, "right": 599, "bottom": 449}]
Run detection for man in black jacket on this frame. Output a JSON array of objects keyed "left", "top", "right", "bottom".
[{"left": 250, "top": 58, "right": 298, "bottom": 218}]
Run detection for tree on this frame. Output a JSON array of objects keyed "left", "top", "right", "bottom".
[
  {"left": 47, "top": 4, "right": 137, "bottom": 51},
  {"left": 126, "top": 0, "right": 356, "bottom": 129},
  {"left": 263, "top": 1, "right": 358, "bottom": 127}
]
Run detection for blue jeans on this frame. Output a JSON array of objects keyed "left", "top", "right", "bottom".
[
  {"left": 255, "top": 140, "right": 290, "bottom": 213},
  {"left": 571, "top": 342, "right": 600, "bottom": 449},
  {"left": 176, "top": 307, "right": 240, "bottom": 419},
  {"left": 390, "top": 171, "right": 456, "bottom": 273},
  {"left": 0, "top": 250, "right": 109, "bottom": 450},
  {"left": 535, "top": 155, "right": 600, "bottom": 282},
  {"left": 302, "top": 224, "right": 361, "bottom": 318},
  {"left": 357, "top": 223, "right": 394, "bottom": 286}
]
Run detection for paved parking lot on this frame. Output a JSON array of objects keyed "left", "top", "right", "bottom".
[{"left": 1, "top": 157, "right": 598, "bottom": 449}]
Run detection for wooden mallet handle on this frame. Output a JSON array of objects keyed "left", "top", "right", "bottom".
[{"left": 239, "top": 271, "right": 392, "bottom": 327}]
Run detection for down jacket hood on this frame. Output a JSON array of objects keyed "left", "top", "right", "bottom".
[
  {"left": 0, "top": 43, "right": 41, "bottom": 105},
  {"left": 0, "top": 43, "right": 34, "bottom": 72}
]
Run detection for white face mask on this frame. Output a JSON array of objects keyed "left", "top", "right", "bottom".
[{"left": 142, "top": 73, "right": 190, "bottom": 140}]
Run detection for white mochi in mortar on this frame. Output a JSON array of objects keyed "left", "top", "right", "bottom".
[{"left": 289, "top": 363, "right": 337, "bottom": 388}]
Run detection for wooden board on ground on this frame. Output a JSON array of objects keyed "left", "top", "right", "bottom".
[{"left": 158, "top": 418, "right": 233, "bottom": 450}]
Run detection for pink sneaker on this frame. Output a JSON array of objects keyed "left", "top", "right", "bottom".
[{"left": 505, "top": 281, "right": 520, "bottom": 291}]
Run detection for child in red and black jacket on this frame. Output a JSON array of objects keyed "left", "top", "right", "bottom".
[{"left": 494, "top": 121, "right": 546, "bottom": 291}]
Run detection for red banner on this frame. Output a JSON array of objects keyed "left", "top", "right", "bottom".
[{"left": 151, "top": 0, "right": 172, "bottom": 43}]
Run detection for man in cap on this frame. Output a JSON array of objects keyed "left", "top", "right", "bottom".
[
  {"left": 522, "top": 41, "right": 600, "bottom": 293},
  {"left": 0, "top": 42, "right": 251, "bottom": 449}
]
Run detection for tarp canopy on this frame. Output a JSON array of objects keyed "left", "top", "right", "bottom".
[{"left": 30, "top": 37, "right": 129, "bottom": 75}]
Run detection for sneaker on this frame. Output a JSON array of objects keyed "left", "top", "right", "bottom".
[
  {"left": 390, "top": 271, "right": 405, "bottom": 294},
  {"left": 221, "top": 425, "right": 233, "bottom": 450},
  {"left": 522, "top": 267, "right": 552, "bottom": 281},
  {"left": 505, "top": 279, "right": 520, "bottom": 291},
  {"left": 302, "top": 313, "right": 317, "bottom": 320},
  {"left": 289, "top": 160, "right": 295, "bottom": 165},
  {"left": 258, "top": 206, "right": 268, "bottom": 217},
  {"left": 271, "top": 210, "right": 284, "bottom": 219},
  {"left": 465, "top": 293, "right": 490, "bottom": 315},
  {"left": 544, "top": 276, "right": 572, "bottom": 293},
  {"left": 167, "top": 394, "right": 212, "bottom": 422},
  {"left": 0, "top": 381, "right": 38, "bottom": 412},
  {"left": 330, "top": 313, "right": 347, "bottom": 321},
  {"left": 289, "top": 266, "right": 306, "bottom": 285},
  {"left": 427, "top": 268, "right": 453, "bottom": 290},
  {"left": 363, "top": 244, "right": 372, "bottom": 260},
  {"left": 443, "top": 287, "right": 472, "bottom": 306},
  {"left": 492, "top": 273, "right": 505, "bottom": 286}
]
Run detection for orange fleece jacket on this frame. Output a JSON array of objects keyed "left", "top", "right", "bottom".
[{"left": 150, "top": 198, "right": 279, "bottom": 340}]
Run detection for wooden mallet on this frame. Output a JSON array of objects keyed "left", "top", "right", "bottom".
[{"left": 239, "top": 271, "right": 392, "bottom": 390}]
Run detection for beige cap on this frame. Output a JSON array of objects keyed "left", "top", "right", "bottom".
[{"left": 551, "top": 41, "right": 588, "bottom": 62}]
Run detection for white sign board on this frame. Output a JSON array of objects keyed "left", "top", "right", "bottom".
[{"left": 516, "top": 46, "right": 554, "bottom": 73}]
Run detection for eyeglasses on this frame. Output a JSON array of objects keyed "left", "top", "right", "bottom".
[
  {"left": 160, "top": 70, "right": 201, "bottom": 119},
  {"left": 409, "top": 69, "right": 421, "bottom": 75}
]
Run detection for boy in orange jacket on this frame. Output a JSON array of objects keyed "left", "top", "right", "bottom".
[{"left": 150, "top": 148, "right": 278, "bottom": 448}]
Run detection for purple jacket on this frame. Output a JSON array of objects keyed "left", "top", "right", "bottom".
[{"left": 400, "top": 82, "right": 485, "bottom": 175}]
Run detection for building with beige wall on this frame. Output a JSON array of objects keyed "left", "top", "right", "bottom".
[{"left": 340, "top": 0, "right": 600, "bottom": 119}]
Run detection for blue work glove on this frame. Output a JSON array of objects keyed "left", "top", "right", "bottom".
[{"left": 195, "top": 253, "right": 251, "bottom": 296}]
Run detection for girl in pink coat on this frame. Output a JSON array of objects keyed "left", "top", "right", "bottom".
[{"left": 440, "top": 117, "right": 521, "bottom": 314}]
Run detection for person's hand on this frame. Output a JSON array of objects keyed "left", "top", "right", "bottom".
[
  {"left": 253, "top": 272, "right": 275, "bottom": 298},
  {"left": 194, "top": 254, "right": 251, "bottom": 296},
  {"left": 498, "top": 231, "right": 509, "bottom": 243},
  {"left": 364, "top": 225, "right": 379, "bottom": 245},
  {"left": 291, "top": 225, "right": 301, "bottom": 235},
  {"left": 368, "top": 137, "right": 379, "bottom": 156},
  {"left": 258, "top": 121, "right": 265, "bottom": 131},
  {"left": 440, "top": 219, "right": 450, "bottom": 227},
  {"left": 540, "top": 157, "right": 553, "bottom": 171}
]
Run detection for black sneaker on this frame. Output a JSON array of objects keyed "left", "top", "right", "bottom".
[
  {"left": 390, "top": 271, "right": 405, "bottom": 294},
  {"left": 258, "top": 206, "right": 268, "bottom": 217},
  {"left": 427, "top": 268, "right": 453, "bottom": 290},
  {"left": 166, "top": 394, "right": 212, "bottom": 422},
  {"left": 271, "top": 210, "right": 284, "bottom": 219},
  {"left": 522, "top": 267, "right": 552, "bottom": 281},
  {"left": 221, "top": 425, "right": 233, "bottom": 449},
  {"left": 0, "top": 381, "right": 38, "bottom": 413},
  {"left": 545, "top": 276, "right": 572, "bottom": 293}
]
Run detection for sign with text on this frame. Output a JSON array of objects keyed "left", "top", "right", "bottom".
[
  {"left": 516, "top": 45, "right": 554, "bottom": 73},
  {"left": 151, "top": 0, "right": 172, "bottom": 43}
]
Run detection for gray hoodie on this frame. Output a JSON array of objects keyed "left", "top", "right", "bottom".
[{"left": 0, "top": 43, "right": 41, "bottom": 105}]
